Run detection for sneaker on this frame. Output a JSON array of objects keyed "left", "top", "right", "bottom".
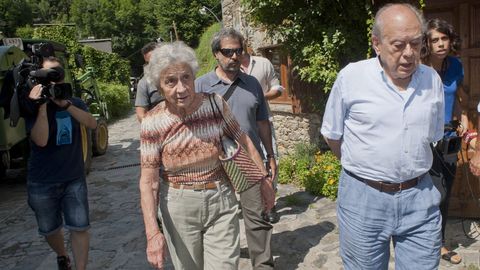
[{"left": 57, "top": 256, "right": 72, "bottom": 270}]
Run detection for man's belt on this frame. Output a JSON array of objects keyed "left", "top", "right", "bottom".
[{"left": 344, "top": 169, "right": 421, "bottom": 193}]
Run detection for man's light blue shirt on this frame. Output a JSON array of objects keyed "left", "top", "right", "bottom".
[{"left": 321, "top": 57, "right": 445, "bottom": 183}]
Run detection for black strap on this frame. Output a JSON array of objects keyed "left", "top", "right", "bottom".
[
  {"left": 223, "top": 79, "right": 239, "bottom": 101},
  {"left": 208, "top": 94, "right": 227, "bottom": 153}
]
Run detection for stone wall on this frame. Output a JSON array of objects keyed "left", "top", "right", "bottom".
[{"left": 271, "top": 105, "right": 322, "bottom": 157}]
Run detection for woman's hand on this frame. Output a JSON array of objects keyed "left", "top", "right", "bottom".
[
  {"left": 146, "top": 232, "right": 169, "bottom": 270},
  {"left": 260, "top": 176, "right": 275, "bottom": 211}
]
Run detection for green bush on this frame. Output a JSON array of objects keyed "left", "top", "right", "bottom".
[
  {"left": 15, "top": 25, "right": 34, "bottom": 38},
  {"left": 98, "top": 83, "right": 131, "bottom": 119},
  {"left": 278, "top": 143, "right": 317, "bottom": 185},
  {"left": 81, "top": 45, "right": 130, "bottom": 85},
  {"left": 278, "top": 156, "right": 295, "bottom": 184},
  {"left": 195, "top": 23, "right": 221, "bottom": 77},
  {"left": 278, "top": 143, "right": 341, "bottom": 200},
  {"left": 31, "top": 26, "right": 130, "bottom": 85}
]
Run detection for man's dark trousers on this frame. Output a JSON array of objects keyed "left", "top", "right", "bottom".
[{"left": 240, "top": 183, "right": 274, "bottom": 269}]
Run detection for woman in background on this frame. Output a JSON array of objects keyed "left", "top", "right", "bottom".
[{"left": 422, "top": 18, "right": 468, "bottom": 265}]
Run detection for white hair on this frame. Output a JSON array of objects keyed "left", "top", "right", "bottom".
[{"left": 144, "top": 41, "right": 199, "bottom": 88}]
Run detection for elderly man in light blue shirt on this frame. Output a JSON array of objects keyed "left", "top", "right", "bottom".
[{"left": 321, "top": 3, "right": 444, "bottom": 270}]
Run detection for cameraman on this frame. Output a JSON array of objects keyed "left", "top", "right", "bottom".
[{"left": 25, "top": 57, "right": 97, "bottom": 270}]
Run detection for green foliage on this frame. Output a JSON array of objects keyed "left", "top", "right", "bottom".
[
  {"left": 195, "top": 23, "right": 222, "bottom": 77},
  {"left": 98, "top": 83, "right": 131, "bottom": 119},
  {"left": 154, "top": 0, "right": 221, "bottom": 47},
  {"left": 31, "top": 26, "right": 131, "bottom": 117},
  {"left": 366, "top": 9, "right": 374, "bottom": 59},
  {"left": 81, "top": 46, "right": 130, "bottom": 84},
  {"left": 315, "top": 151, "right": 341, "bottom": 199},
  {"left": 30, "top": 0, "right": 71, "bottom": 23},
  {"left": 278, "top": 156, "right": 296, "bottom": 184},
  {"left": 15, "top": 25, "right": 35, "bottom": 39},
  {"left": 32, "top": 26, "right": 130, "bottom": 85},
  {"left": 0, "top": 0, "right": 33, "bottom": 37},
  {"left": 3, "top": 0, "right": 222, "bottom": 77},
  {"left": 242, "top": 0, "right": 371, "bottom": 92},
  {"left": 298, "top": 31, "right": 345, "bottom": 91},
  {"left": 33, "top": 25, "right": 82, "bottom": 73},
  {"left": 278, "top": 143, "right": 341, "bottom": 200},
  {"left": 70, "top": 0, "right": 147, "bottom": 60}
]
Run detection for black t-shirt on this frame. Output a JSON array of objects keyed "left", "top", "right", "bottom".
[{"left": 26, "top": 97, "right": 88, "bottom": 183}]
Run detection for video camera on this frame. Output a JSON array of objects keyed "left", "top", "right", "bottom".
[
  {"left": 29, "top": 67, "right": 72, "bottom": 100},
  {"left": 15, "top": 42, "right": 72, "bottom": 101},
  {"left": 436, "top": 120, "right": 462, "bottom": 155}
]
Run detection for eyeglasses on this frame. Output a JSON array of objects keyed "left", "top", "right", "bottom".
[{"left": 219, "top": 48, "right": 243, "bottom": 57}]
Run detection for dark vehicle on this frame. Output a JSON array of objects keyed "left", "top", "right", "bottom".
[{"left": 0, "top": 38, "right": 109, "bottom": 177}]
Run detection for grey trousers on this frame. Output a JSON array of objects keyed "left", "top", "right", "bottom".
[{"left": 240, "top": 183, "right": 274, "bottom": 269}]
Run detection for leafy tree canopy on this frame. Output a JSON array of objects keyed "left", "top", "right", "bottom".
[
  {"left": 4, "top": 0, "right": 222, "bottom": 76},
  {"left": 154, "top": 0, "right": 221, "bottom": 47},
  {"left": 0, "top": 0, "right": 33, "bottom": 37},
  {"left": 242, "top": 0, "right": 371, "bottom": 92}
]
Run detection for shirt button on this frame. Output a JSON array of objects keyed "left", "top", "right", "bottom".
[
  {"left": 404, "top": 149, "right": 409, "bottom": 153},
  {"left": 404, "top": 126, "right": 408, "bottom": 130}
]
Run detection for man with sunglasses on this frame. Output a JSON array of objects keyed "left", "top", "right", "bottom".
[{"left": 195, "top": 28, "right": 276, "bottom": 270}]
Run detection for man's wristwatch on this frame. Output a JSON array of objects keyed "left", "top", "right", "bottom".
[{"left": 266, "top": 154, "right": 275, "bottom": 159}]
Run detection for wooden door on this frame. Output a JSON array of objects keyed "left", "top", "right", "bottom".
[
  {"left": 261, "top": 47, "right": 292, "bottom": 104},
  {"left": 424, "top": 0, "right": 480, "bottom": 218}
]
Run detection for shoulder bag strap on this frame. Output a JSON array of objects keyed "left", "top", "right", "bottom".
[
  {"left": 223, "top": 79, "right": 239, "bottom": 101},
  {"left": 211, "top": 95, "right": 236, "bottom": 138},
  {"left": 208, "top": 94, "right": 227, "bottom": 153}
]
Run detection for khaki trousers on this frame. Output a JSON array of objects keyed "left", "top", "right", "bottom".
[{"left": 158, "top": 181, "right": 240, "bottom": 270}]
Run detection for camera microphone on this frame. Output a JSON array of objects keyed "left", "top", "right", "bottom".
[{"left": 30, "top": 66, "right": 65, "bottom": 84}]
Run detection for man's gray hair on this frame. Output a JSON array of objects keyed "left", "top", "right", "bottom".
[
  {"left": 144, "top": 41, "right": 199, "bottom": 89},
  {"left": 372, "top": 3, "right": 425, "bottom": 40},
  {"left": 211, "top": 28, "right": 244, "bottom": 54}
]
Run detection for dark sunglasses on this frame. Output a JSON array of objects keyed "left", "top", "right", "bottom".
[{"left": 219, "top": 48, "right": 243, "bottom": 57}]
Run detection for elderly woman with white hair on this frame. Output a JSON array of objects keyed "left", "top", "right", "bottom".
[{"left": 139, "top": 41, "right": 274, "bottom": 270}]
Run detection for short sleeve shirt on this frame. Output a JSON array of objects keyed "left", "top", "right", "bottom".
[
  {"left": 135, "top": 77, "right": 163, "bottom": 109},
  {"left": 26, "top": 97, "right": 88, "bottom": 183},
  {"left": 442, "top": 56, "right": 464, "bottom": 123},
  {"left": 195, "top": 70, "right": 269, "bottom": 156}
]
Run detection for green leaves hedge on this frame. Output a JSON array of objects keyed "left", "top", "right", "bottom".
[
  {"left": 97, "top": 83, "right": 130, "bottom": 119},
  {"left": 278, "top": 143, "right": 341, "bottom": 200},
  {"left": 16, "top": 25, "right": 131, "bottom": 119}
]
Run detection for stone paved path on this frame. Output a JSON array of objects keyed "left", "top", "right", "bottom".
[{"left": 1, "top": 110, "right": 479, "bottom": 269}]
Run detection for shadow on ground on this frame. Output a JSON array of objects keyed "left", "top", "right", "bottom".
[
  {"left": 272, "top": 221, "right": 335, "bottom": 269},
  {"left": 275, "top": 190, "right": 321, "bottom": 218}
]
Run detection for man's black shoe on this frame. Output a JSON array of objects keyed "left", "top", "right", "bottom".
[
  {"left": 263, "top": 206, "right": 279, "bottom": 224},
  {"left": 57, "top": 256, "right": 72, "bottom": 270}
]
